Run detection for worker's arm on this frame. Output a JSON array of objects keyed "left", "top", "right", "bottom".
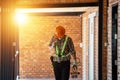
[
  {"left": 48, "top": 35, "right": 57, "bottom": 56},
  {"left": 68, "top": 37, "right": 77, "bottom": 69}
]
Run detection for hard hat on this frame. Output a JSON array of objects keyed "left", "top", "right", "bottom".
[{"left": 55, "top": 26, "right": 65, "bottom": 38}]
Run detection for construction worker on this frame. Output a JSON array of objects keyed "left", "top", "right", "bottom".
[{"left": 49, "top": 26, "right": 77, "bottom": 80}]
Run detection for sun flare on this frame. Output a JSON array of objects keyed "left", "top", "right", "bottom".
[{"left": 15, "top": 13, "right": 28, "bottom": 25}]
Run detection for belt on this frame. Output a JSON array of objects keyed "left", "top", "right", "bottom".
[{"left": 53, "top": 56, "right": 70, "bottom": 63}]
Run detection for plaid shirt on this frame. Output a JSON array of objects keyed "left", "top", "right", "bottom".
[{"left": 49, "top": 35, "right": 76, "bottom": 57}]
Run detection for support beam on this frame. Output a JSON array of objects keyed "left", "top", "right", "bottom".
[
  {"left": 16, "top": 2, "right": 99, "bottom": 8},
  {"left": 98, "top": 0, "right": 103, "bottom": 80}
]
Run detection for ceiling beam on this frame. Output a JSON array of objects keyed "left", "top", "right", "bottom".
[
  {"left": 22, "top": 12, "right": 84, "bottom": 16},
  {"left": 16, "top": 2, "right": 98, "bottom": 8}
]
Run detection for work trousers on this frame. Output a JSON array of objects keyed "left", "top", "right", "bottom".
[{"left": 53, "top": 60, "right": 70, "bottom": 80}]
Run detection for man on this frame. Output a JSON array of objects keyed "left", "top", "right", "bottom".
[{"left": 49, "top": 26, "right": 77, "bottom": 80}]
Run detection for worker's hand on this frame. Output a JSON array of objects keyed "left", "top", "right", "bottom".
[
  {"left": 72, "top": 60, "right": 77, "bottom": 70},
  {"left": 50, "top": 56, "right": 54, "bottom": 62}
]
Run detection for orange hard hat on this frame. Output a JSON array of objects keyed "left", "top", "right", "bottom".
[{"left": 55, "top": 26, "right": 65, "bottom": 38}]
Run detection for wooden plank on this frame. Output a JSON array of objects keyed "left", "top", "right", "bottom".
[
  {"left": 16, "top": 2, "right": 98, "bottom": 8},
  {"left": 16, "top": 0, "right": 98, "bottom": 4},
  {"left": 79, "top": 0, "right": 98, "bottom": 3},
  {"left": 22, "top": 12, "right": 84, "bottom": 16}
]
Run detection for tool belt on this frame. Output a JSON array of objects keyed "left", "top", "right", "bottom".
[{"left": 53, "top": 56, "right": 70, "bottom": 63}]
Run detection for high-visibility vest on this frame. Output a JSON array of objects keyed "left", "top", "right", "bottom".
[{"left": 55, "top": 36, "right": 69, "bottom": 57}]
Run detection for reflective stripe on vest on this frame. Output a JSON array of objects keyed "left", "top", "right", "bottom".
[{"left": 55, "top": 36, "right": 68, "bottom": 57}]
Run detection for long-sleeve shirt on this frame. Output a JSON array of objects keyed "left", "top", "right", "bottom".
[{"left": 49, "top": 35, "right": 76, "bottom": 57}]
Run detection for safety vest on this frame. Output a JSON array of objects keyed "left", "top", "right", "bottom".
[{"left": 55, "top": 36, "right": 69, "bottom": 58}]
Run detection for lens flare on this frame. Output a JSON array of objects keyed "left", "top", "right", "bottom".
[{"left": 15, "top": 13, "right": 27, "bottom": 25}]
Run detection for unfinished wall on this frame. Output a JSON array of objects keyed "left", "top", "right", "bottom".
[{"left": 19, "top": 16, "right": 82, "bottom": 78}]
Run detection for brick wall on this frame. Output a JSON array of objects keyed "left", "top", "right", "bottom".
[
  {"left": 107, "top": 0, "right": 120, "bottom": 80},
  {"left": 107, "top": 1, "right": 112, "bottom": 79},
  {"left": 82, "top": 7, "right": 98, "bottom": 80},
  {"left": 19, "top": 16, "right": 82, "bottom": 78}
]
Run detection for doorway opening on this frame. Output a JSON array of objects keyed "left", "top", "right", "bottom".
[
  {"left": 15, "top": 6, "right": 99, "bottom": 80},
  {"left": 112, "top": 4, "right": 118, "bottom": 80}
]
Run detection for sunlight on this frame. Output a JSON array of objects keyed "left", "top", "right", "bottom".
[
  {"left": 15, "top": 13, "right": 28, "bottom": 25},
  {"left": 14, "top": 7, "right": 90, "bottom": 25}
]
